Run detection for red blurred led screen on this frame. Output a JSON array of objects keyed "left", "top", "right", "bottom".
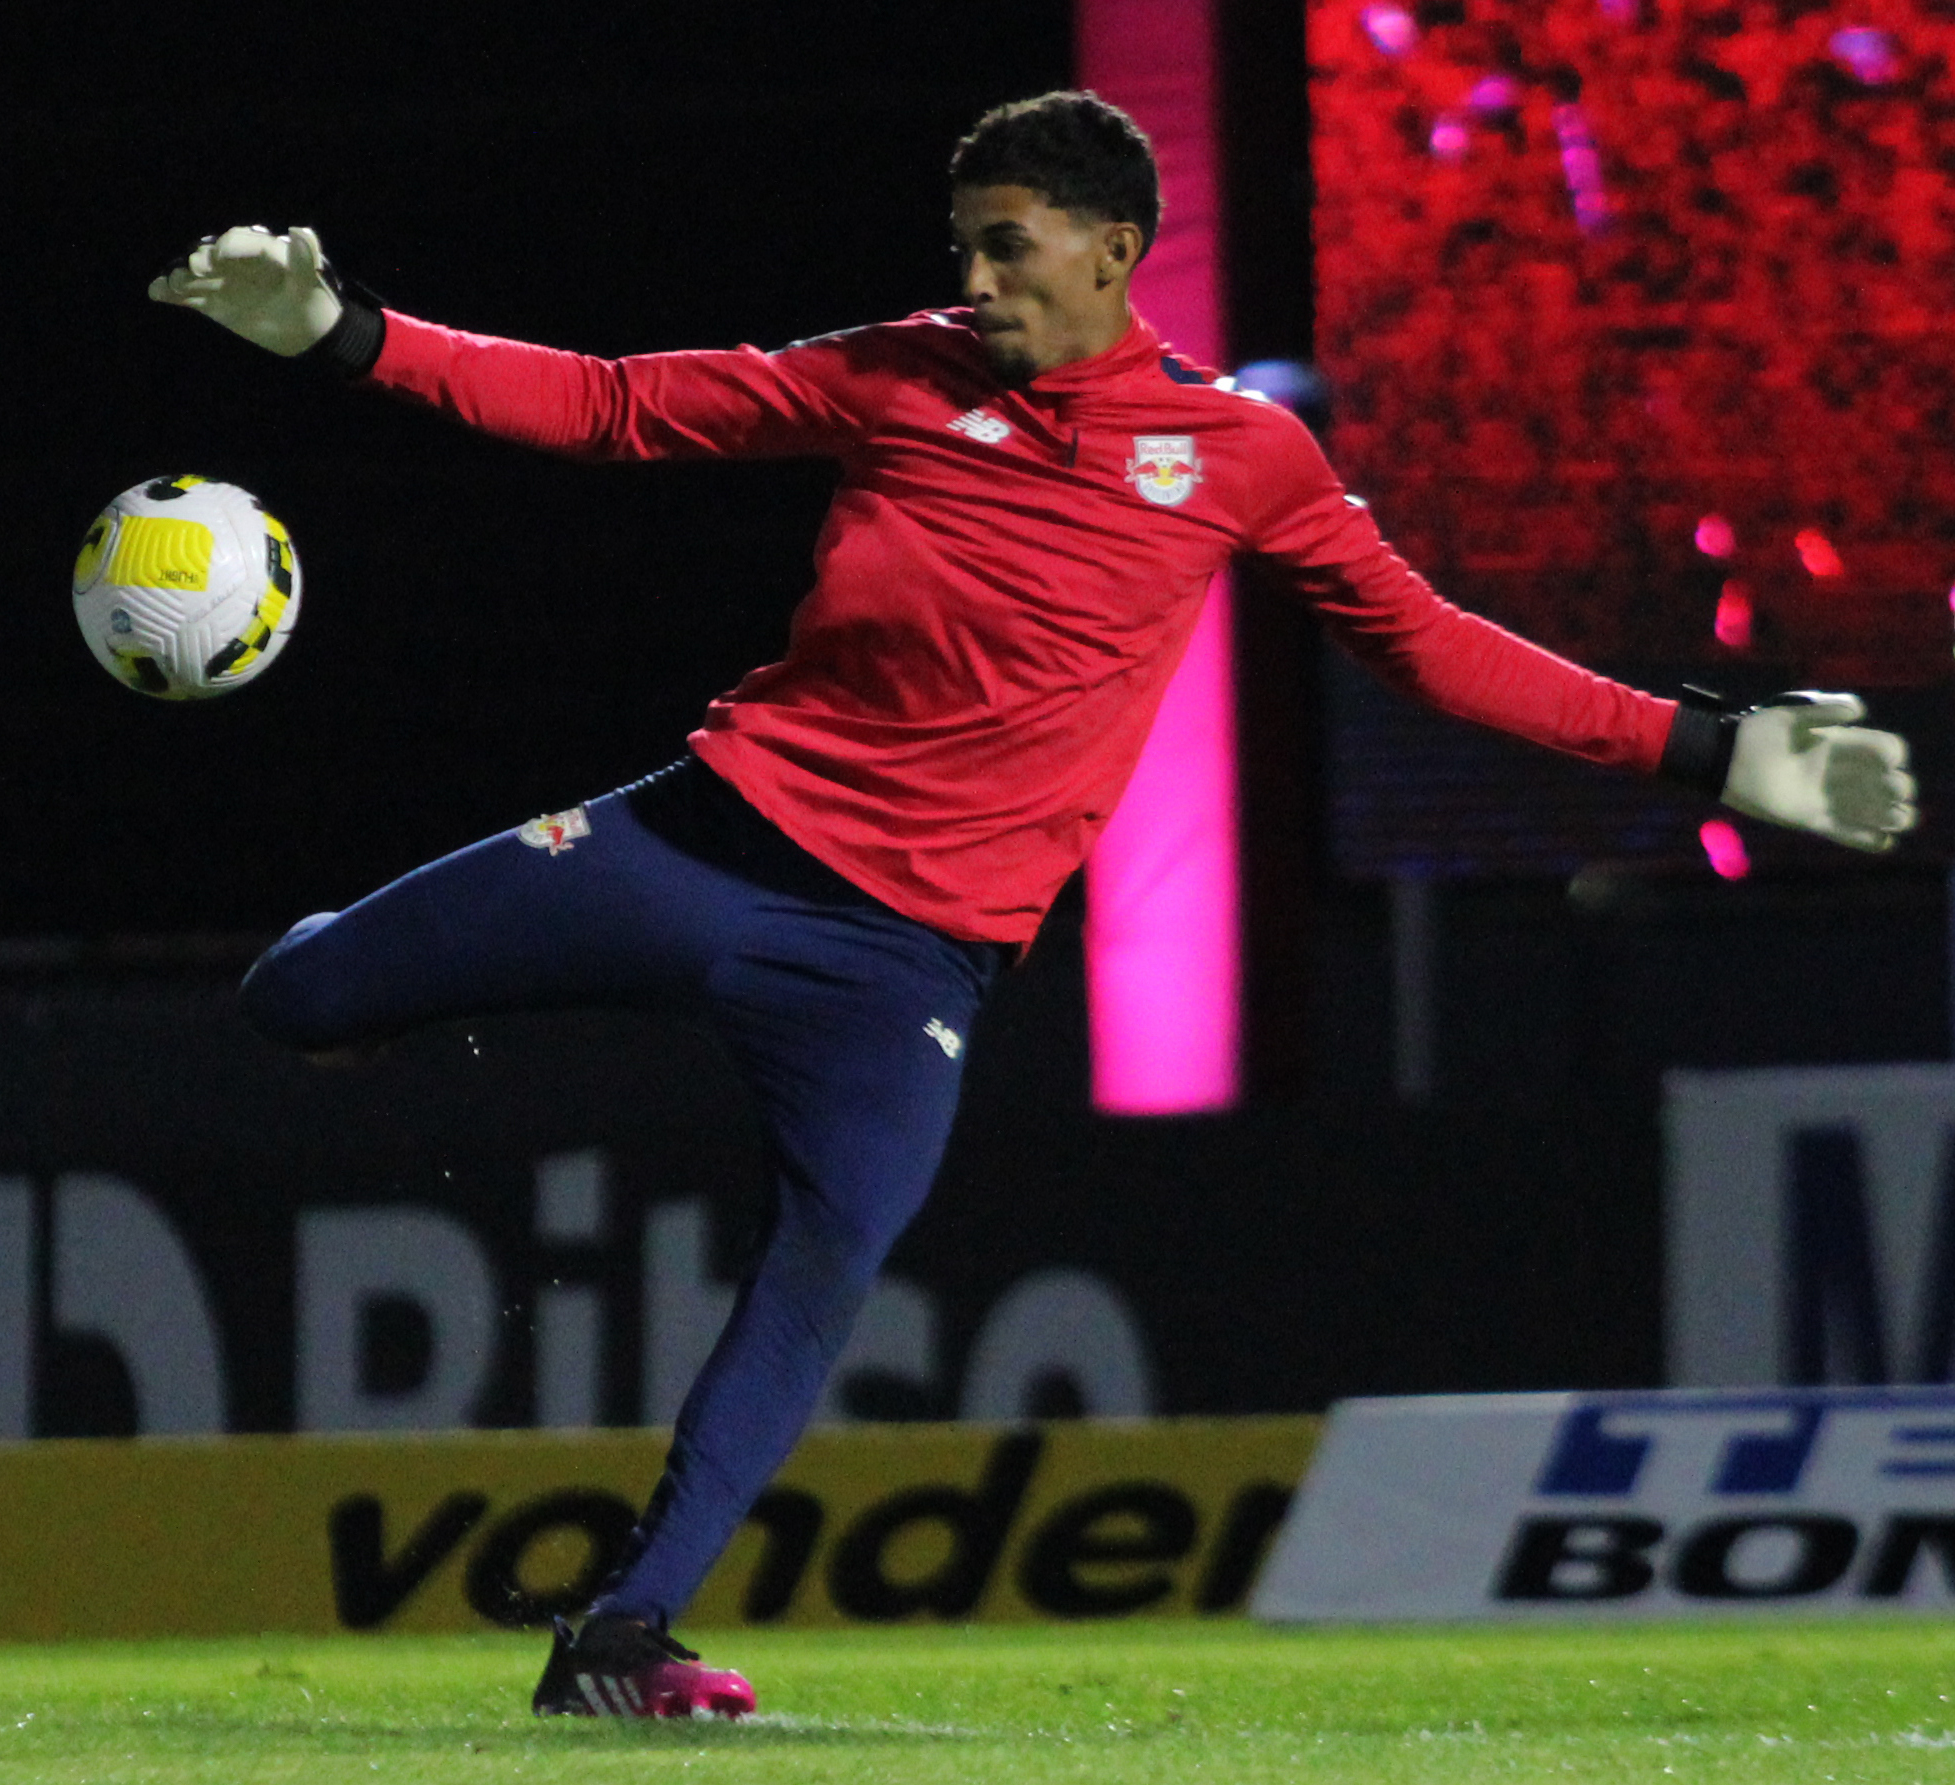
[
  {"left": 1310, "top": 0, "right": 1955, "bottom": 685},
  {"left": 1309, "top": 0, "right": 1955, "bottom": 877}
]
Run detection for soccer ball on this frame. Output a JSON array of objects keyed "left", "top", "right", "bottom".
[{"left": 72, "top": 475, "right": 301, "bottom": 699}]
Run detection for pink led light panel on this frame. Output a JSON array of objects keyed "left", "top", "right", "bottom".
[{"left": 1077, "top": 0, "right": 1243, "bottom": 1113}]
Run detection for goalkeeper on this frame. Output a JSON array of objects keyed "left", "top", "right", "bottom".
[{"left": 151, "top": 91, "right": 1916, "bottom": 1721}]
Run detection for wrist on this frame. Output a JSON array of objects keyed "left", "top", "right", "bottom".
[
  {"left": 1659, "top": 685, "right": 1740, "bottom": 797},
  {"left": 307, "top": 299, "right": 386, "bottom": 378}
]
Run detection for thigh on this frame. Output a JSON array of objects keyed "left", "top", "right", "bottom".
[
  {"left": 709, "top": 902, "right": 1003, "bottom": 1258},
  {"left": 239, "top": 787, "right": 752, "bottom": 1049}
]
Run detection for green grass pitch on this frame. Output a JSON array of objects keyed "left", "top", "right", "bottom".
[{"left": 1, "top": 1619, "right": 1952, "bottom": 1783}]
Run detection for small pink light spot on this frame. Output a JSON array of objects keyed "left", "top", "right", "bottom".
[
  {"left": 1468, "top": 74, "right": 1522, "bottom": 116},
  {"left": 1699, "top": 819, "right": 1751, "bottom": 880},
  {"left": 1362, "top": 4, "right": 1418, "bottom": 55},
  {"left": 1947, "top": 581, "right": 1955, "bottom": 615},
  {"left": 1430, "top": 113, "right": 1470, "bottom": 162},
  {"left": 1795, "top": 528, "right": 1844, "bottom": 578},
  {"left": 1552, "top": 103, "right": 1612, "bottom": 234},
  {"left": 1832, "top": 26, "right": 1901, "bottom": 86},
  {"left": 1714, "top": 580, "right": 1753, "bottom": 650},
  {"left": 1695, "top": 513, "right": 1736, "bottom": 558}
]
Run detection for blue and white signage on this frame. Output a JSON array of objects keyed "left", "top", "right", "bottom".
[{"left": 1252, "top": 1387, "right": 1955, "bottom": 1621}]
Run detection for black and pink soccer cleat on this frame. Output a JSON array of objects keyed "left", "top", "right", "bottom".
[{"left": 531, "top": 1613, "right": 756, "bottom": 1719}]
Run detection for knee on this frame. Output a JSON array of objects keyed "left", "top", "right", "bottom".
[
  {"left": 238, "top": 913, "right": 354, "bottom": 1049},
  {"left": 752, "top": 1214, "right": 886, "bottom": 1362},
  {"left": 763, "top": 1192, "right": 901, "bottom": 1309}
]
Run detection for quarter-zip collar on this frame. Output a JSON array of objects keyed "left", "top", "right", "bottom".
[
  {"left": 1023, "top": 309, "right": 1163, "bottom": 395},
  {"left": 962, "top": 309, "right": 1165, "bottom": 462}
]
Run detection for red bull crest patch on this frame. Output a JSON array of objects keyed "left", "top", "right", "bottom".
[
  {"left": 518, "top": 806, "right": 592, "bottom": 855},
  {"left": 1126, "top": 435, "right": 1203, "bottom": 508}
]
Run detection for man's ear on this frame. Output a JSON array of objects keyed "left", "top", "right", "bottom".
[{"left": 1098, "top": 221, "right": 1144, "bottom": 284}]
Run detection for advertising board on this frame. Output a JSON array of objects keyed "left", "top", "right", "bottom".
[
  {"left": 1665, "top": 1063, "right": 1955, "bottom": 1388},
  {"left": 1253, "top": 1388, "right": 1955, "bottom": 1622},
  {"left": 0, "top": 1415, "right": 1316, "bottom": 1640}
]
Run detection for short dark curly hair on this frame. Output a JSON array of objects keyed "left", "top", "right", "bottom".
[{"left": 949, "top": 90, "right": 1161, "bottom": 257}]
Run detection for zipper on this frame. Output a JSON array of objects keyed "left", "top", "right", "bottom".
[{"left": 1000, "top": 390, "right": 1080, "bottom": 466}]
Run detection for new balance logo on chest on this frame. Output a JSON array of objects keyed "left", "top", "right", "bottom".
[{"left": 946, "top": 408, "right": 1012, "bottom": 445}]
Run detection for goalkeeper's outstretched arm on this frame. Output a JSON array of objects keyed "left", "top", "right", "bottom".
[{"left": 150, "top": 224, "right": 859, "bottom": 464}]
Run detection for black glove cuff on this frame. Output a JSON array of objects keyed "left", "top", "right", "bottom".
[
  {"left": 307, "top": 299, "right": 387, "bottom": 378},
  {"left": 1659, "top": 684, "right": 1741, "bottom": 797}
]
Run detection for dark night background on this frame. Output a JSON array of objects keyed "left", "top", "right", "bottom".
[
  {"left": 4, "top": 6, "right": 1082, "bottom": 933},
  {"left": 3, "top": 2, "right": 1951, "bottom": 1430}
]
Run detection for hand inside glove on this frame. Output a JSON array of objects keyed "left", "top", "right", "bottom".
[
  {"left": 148, "top": 225, "right": 343, "bottom": 357},
  {"left": 1722, "top": 692, "right": 1918, "bottom": 854}
]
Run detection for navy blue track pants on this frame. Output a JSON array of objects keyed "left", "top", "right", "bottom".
[{"left": 239, "top": 757, "right": 1004, "bottom": 1624}]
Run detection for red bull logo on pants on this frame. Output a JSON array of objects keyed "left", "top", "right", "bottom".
[{"left": 519, "top": 807, "right": 592, "bottom": 855}]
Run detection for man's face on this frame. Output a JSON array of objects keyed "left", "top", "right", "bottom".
[{"left": 950, "top": 184, "right": 1134, "bottom": 385}]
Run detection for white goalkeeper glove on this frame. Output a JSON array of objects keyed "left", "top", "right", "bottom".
[
  {"left": 1721, "top": 691, "right": 1917, "bottom": 854},
  {"left": 148, "top": 225, "right": 343, "bottom": 357}
]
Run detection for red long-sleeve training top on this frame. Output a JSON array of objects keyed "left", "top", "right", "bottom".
[{"left": 368, "top": 306, "right": 1678, "bottom": 944}]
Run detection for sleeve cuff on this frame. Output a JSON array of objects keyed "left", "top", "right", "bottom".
[
  {"left": 1658, "top": 687, "right": 1739, "bottom": 797},
  {"left": 307, "top": 300, "right": 387, "bottom": 379}
]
